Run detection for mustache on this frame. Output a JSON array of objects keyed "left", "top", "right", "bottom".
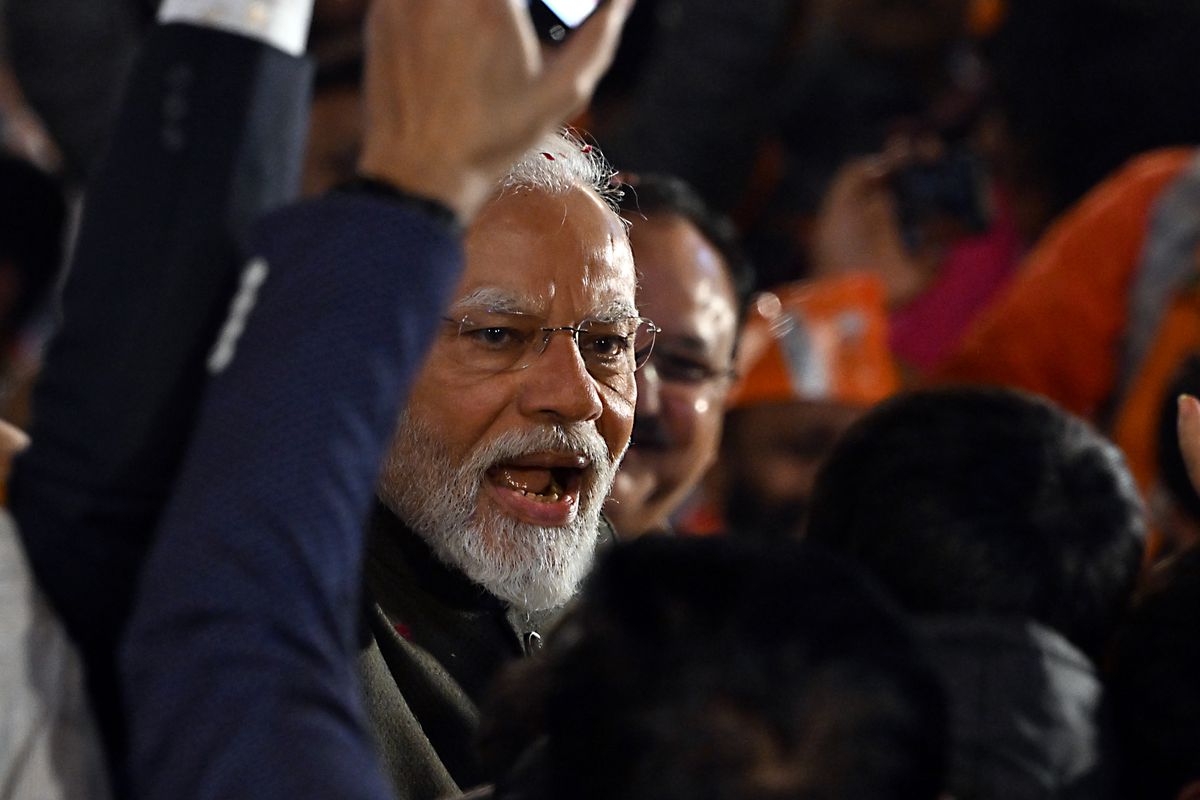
[{"left": 464, "top": 424, "right": 614, "bottom": 473}]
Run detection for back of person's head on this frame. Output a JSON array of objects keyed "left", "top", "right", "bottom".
[
  {"left": 806, "top": 386, "right": 1146, "bottom": 659},
  {"left": 1110, "top": 547, "right": 1200, "bottom": 800},
  {"left": 0, "top": 154, "right": 65, "bottom": 340},
  {"left": 482, "top": 536, "right": 947, "bottom": 800}
]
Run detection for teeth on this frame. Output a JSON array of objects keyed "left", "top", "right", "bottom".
[
  {"left": 517, "top": 487, "right": 563, "bottom": 503},
  {"left": 494, "top": 468, "right": 570, "bottom": 503}
]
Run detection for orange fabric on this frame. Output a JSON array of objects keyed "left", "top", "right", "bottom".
[
  {"left": 935, "top": 148, "right": 1196, "bottom": 420},
  {"left": 968, "top": 0, "right": 1007, "bottom": 37},
  {"left": 674, "top": 499, "right": 726, "bottom": 538},
  {"left": 730, "top": 274, "right": 900, "bottom": 409}
]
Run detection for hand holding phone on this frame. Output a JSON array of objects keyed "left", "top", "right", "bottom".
[
  {"left": 357, "top": 0, "right": 632, "bottom": 221},
  {"left": 891, "top": 148, "right": 992, "bottom": 247}
]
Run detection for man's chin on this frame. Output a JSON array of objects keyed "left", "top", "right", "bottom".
[
  {"left": 469, "top": 519, "right": 599, "bottom": 613},
  {"left": 431, "top": 492, "right": 604, "bottom": 613}
]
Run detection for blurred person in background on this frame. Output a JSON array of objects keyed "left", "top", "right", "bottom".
[
  {"left": 1109, "top": 395, "right": 1200, "bottom": 799},
  {"left": 806, "top": 387, "right": 1145, "bottom": 799},
  {"left": 808, "top": 137, "right": 1023, "bottom": 378},
  {"left": 704, "top": 275, "right": 899, "bottom": 540},
  {"left": 596, "top": 0, "right": 1200, "bottom": 387},
  {"left": 604, "top": 174, "right": 753, "bottom": 539},
  {"left": 936, "top": 148, "right": 1200, "bottom": 527},
  {"left": 1109, "top": 545, "right": 1200, "bottom": 800}
]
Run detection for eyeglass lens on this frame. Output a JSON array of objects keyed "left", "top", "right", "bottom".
[{"left": 447, "top": 310, "right": 656, "bottom": 377}]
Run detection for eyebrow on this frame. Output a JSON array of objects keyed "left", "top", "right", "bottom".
[
  {"left": 589, "top": 298, "right": 640, "bottom": 322},
  {"left": 450, "top": 287, "right": 539, "bottom": 316},
  {"left": 451, "top": 288, "right": 639, "bottom": 322}
]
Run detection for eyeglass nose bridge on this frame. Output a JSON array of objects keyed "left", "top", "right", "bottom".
[{"left": 530, "top": 324, "right": 585, "bottom": 358}]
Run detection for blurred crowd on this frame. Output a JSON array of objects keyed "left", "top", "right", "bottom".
[{"left": 4, "top": 0, "right": 1200, "bottom": 799}]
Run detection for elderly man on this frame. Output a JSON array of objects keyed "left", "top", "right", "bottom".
[
  {"left": 0, "top": 0, "right": 635, "bottom": 797},
  {"left": 358, "top": 132, "right": 651, "bottom": 797}
]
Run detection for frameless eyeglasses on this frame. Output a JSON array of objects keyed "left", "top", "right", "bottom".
[{"left": 441, "top": 308, "right": 659, "bottom": 379}]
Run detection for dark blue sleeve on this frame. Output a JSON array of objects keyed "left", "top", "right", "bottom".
[
  {"left": 8, "top": 24, "right": 313, "bottom": 787},
  {"left": 121, "top": 191, "right": 462, "bottom": 799},
  {"left": 11, "top": 22, "right": 313, "bottom": 663}
]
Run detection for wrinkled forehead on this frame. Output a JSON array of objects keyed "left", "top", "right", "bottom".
[{"left": 455, "top": 186, "right": 637, "bottom": 319}]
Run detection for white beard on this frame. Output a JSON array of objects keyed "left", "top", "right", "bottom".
[{"left": 378, "top": 414, "right": 621, "bottom": 612}]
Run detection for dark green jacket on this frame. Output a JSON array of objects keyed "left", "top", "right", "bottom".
[{"left": 360, "top": 504, "right": 607, "bottom": 799}]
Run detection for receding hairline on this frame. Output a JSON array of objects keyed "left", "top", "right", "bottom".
[{"left": 496, "top": 128, "right": 626, "bottom": 223}]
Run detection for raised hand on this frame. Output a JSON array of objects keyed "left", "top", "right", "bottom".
[{"left": 357, "top": 0, "right": 634, "bottom": 221}]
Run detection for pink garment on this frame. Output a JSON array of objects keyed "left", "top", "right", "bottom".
[{"left": 889, "top": 189, "right": 1025, "bottom": 373}]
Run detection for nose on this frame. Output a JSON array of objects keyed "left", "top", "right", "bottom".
[
  {"left": 516, "top": 330, "right": 604, "bottom": 424},
  {"left": 635, "top": 361, "right": 663, "bottom": 419},
  {"left": 630, "top": 361, "right": 670, "bottom": 448}
]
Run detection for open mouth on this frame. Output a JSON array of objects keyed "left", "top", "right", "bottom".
[{"left": 485, "top": 453, "right": 590, "bottom": 526}]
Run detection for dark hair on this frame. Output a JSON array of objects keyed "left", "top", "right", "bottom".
[
  {"left": 1110, "top": 546, "right": 1200, "bottom": 800},
  {"left": 482, "top": 536, "right": 947, "bottom": 800},
  {"left": 0, "top": 154, "right": 66, "bottom": 337},
  {"left": 617, "top": 173, "right": 755, "bottom": 321},
  {"left": 1157, "top": 355, "right": 1200, "bottom": 524},
  {"left": 805, "top": 387, "right": 1146, "bottom": 659}
]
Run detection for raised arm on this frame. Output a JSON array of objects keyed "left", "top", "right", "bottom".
[
  {"left": 10, "top": 9, "right": 316, "bottom": 784},
  {"left": 120, "top": 2, "right": 632, "bottom": 798}
]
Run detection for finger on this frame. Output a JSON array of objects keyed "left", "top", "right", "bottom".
[
  {"left": 1177, "top": 394, "right": 1200, "bottom": 493},
  {"left": 529, "top": 0, "right": 636, "bottom": 124},
  {"left": 501, "top": 0, "right": 546, "bottom": 76},
  {"left": 857, "top": 154, "right": 893, "bottom": 183},
  {"left": 882, "top": 134, "right": 917, "bottom": 168},
  {"left": 824, "top": 157, "right": 890, "bottom": 208}
]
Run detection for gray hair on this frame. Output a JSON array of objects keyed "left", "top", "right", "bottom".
[{"left": 498, "top": 128, "right": 622, "bottom": 213}]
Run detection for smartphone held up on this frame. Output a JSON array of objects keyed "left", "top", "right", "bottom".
[
  {"left": 891, "top": 148, "right": 993, "bottom": 250},
  {"left": 529, "top": 0, "right": 603, "bottom": 43}
]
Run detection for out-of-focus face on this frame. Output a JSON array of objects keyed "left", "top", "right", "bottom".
[
  {"left": 605, "top": 214, "right": 738, "bottom": 539},
  {"left": 719, "top": 400, "right": 865, "bottom": 540},
  {"left": 379, "top": 186, "right": 638, "bottom": 611}
]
